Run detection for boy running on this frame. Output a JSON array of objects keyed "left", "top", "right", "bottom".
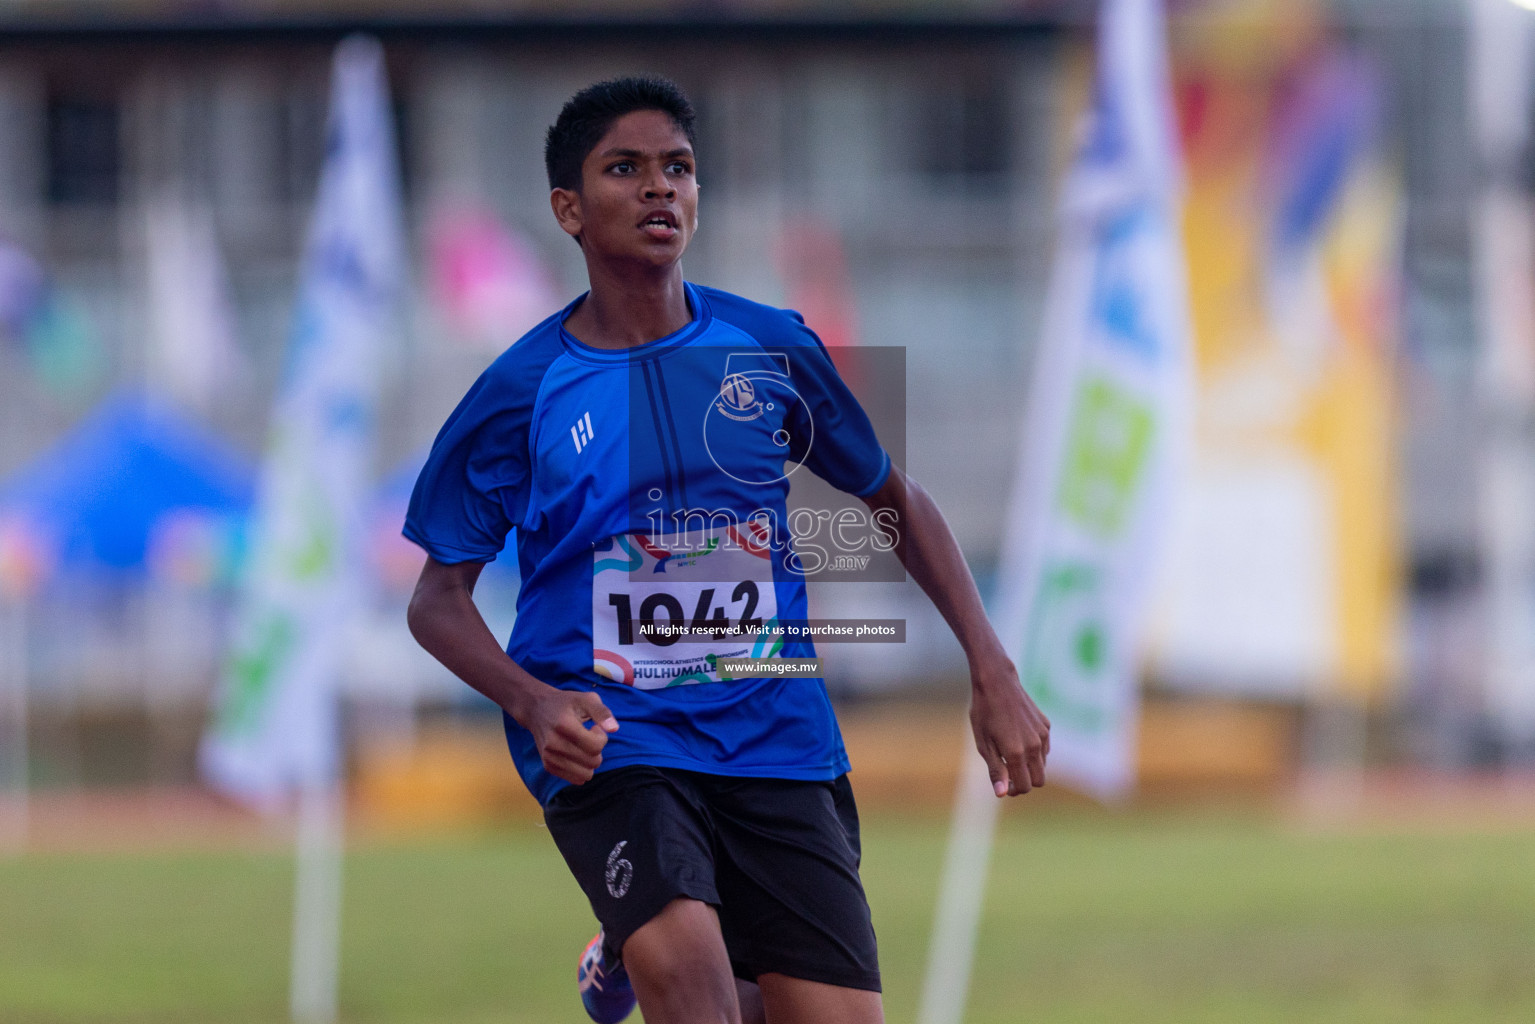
[{"left": 405, "top": 77, "right": 1050, "bottom": 1024}]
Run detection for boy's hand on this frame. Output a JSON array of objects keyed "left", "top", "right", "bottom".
[
  {"left": 526, "top": 689, "right": 620, "bottom": 785},
  {"left": 968, "top": 658, "right": 1050, "bottom": 797}
]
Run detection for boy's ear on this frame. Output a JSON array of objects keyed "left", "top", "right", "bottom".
[{"left": 551, "top": 188, "right": 583, "bottom": 241}]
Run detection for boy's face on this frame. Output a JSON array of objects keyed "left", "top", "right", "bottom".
[{"left": 551, "top": 109, "right": 699, "bottom": 268}]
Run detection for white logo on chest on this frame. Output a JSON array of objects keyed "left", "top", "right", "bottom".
[{"left": 571, "top": 411, "right": 595, "bottom": 453}]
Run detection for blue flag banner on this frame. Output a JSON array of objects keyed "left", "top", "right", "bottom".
[
  {"left": 991, "top": 0, "right": 1192, "bottom": 799},
  {"left": 201, "top": 36, "right": 406, "bottom": 811}
]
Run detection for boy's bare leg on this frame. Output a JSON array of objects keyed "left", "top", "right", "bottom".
[
  {"left": 757, "top": 974, "right": 883, "bottom": 1024},
  {"left": 736, "top": 980, "right": 765, "bottom": 1024},
  {"left": 622, "top": 898, "right": 741, "bottom": 1024}
]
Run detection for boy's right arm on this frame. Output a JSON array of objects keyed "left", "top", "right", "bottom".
[{"left": 406, "top": 557, "right": 618, "bottom": 784}]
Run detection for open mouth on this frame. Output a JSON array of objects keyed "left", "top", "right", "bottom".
[{"left": 640, "top": 211, "right": 678, "bottom": 235}]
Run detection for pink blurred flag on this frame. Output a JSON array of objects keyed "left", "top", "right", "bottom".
[{"left": 428, "top": 206, "right": 559, "bottom": 351}]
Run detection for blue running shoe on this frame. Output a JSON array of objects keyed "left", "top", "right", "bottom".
[{"left": 578, "top": 930, "right": 636, "bottom": 1024}]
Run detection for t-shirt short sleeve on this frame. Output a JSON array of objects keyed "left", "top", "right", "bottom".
[
  {"left": 403, "top": 368, "right": 535, "bottom": 565},
  {"left": 780, "top": 319, "right": 891, "bottom": 498}
]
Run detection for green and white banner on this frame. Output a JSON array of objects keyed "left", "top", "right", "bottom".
[
  {"left": 993, "top": 0, "right": 1191, "bottom": 799},
  {"left": 201, "top": 37, "right": 406, "bottom": 811}
]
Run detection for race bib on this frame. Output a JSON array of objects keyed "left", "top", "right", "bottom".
[{"left": 592, "top": 526, "right": 782, "bottom": 689}]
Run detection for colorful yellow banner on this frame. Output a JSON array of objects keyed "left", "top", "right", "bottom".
[{"left": 1150, "top": 1, "right": 1403, "bottom": 703}]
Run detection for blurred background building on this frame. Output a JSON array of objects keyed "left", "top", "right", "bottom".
[{"left": 0, "top": 0, "right": 1521, "bottom": 799}]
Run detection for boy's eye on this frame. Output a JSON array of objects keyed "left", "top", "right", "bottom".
[
  {"left": 611, "top": 161, "right": 635, "bottom": 174},
  {"left": 668, "top": 162, "right": 692, "bottom": 175}
]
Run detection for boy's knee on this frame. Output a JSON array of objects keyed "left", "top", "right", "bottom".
[{"left": 623, "top": 899, "right": 740, "bottom": 1023}]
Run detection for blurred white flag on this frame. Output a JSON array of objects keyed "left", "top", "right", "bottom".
[
  {"left": 992, "top": 0, "right": 1191, "bottom": 799},
  {"left": 201, "top": 36, "right": 406, "bottom": 811},
  {"left": 144, "top": 199, "right": 247, "bottom": 413}
]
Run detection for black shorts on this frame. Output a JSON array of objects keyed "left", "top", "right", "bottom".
[{"left": 543, "top": 765, "right": 881, "bottom": 992}]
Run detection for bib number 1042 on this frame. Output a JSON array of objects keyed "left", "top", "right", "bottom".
[
  {"left": 607, "top": 580, "right": 763, "bottom": 647},
  {"left": 591, "top": 531, "right": 780, "bottom": 688}
]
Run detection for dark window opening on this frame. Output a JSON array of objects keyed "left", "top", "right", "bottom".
[
  {"left": 278, "top": 85, "right": 326, "bottom": 207},
  {"left": 391, "top": 97, "right": 413, "bottom": 201},
  {"left": 47, "top": 96, "right": 121, "bottom": 205},
  {"left": 918, "top": 77, "right": 1012, "bottom": 183},
  {"left": 274, "top": 87, "right": 411, "bottom": 204}
]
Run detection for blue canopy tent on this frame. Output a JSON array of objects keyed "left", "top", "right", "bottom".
[{"left": 0, "top": 391, "right": 255, "bottom": 580}]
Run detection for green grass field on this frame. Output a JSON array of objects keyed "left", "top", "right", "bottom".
[{"left": 1, "top": 807, "right": 1532, "bottom": 1023}]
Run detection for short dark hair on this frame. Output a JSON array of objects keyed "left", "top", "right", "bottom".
[{"left": 544, "top": 76, "right": 697, "bottom": 192}]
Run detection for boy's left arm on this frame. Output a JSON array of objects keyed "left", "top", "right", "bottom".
[{"left": 860, "top": 465, "right": 1050, "bottom": 797}]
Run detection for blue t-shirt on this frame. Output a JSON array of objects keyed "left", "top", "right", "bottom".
[{"left": 404, "top": 282, "right": 891, "bottom": 804}]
